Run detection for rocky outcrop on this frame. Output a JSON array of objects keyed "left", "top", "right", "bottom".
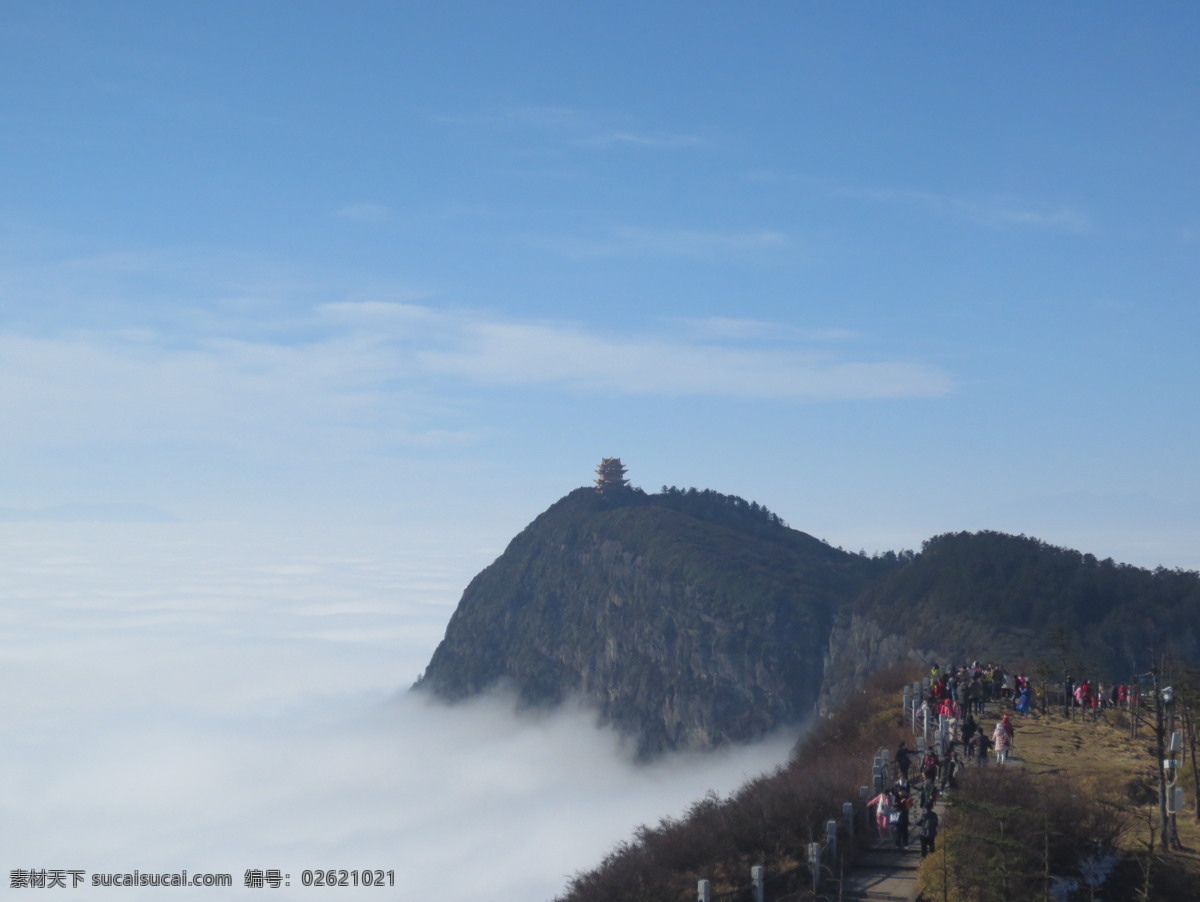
[
  {"left": 415, "top": 487, "right": 882, "bottom": 757},
  {"left": 818, "top": 612, "right": 940, "bottom": 713}
]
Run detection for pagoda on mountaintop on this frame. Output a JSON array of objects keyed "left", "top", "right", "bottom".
[{"left": 594, "top": 457, "right": 630, "bottom": 495}]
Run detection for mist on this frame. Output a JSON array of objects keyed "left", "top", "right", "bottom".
[{"left": 0, "top": 521, "right": 795, "bottom": 899}]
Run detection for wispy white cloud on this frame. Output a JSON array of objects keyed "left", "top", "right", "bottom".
[
  {"left": 671, "top": 316, "right": 860, "bottom": 343},
  {"left": 0, "top": 502, "right": 174, "bottom": 523},
  {"left": 987, "top": 205, "right": 1092, "bottom": 231},
  {"left": 532, "top": 225, "right": 789, "bottom": 260},
  {"left": 747, "top": 170, "right": 1093, "bottom": 234},
  {"left": 312, "top": 303, "right": 949, "bottom": 401},
  {"left": 65, "top": 251, "right": 162, "bottom": 273},
  {"left": 613, "top": 226, "right": 787, "bottom": 255},
  {"left": 0, "top": 328, "right": 445, "bottom": 458},
  {"left": 335, "top": 203, "right": 392, "bottom": 224},
  {"left": 316, "top": 300, "right": 436, "bottom": 324},
  {"left": 443, "top": 104, "right": 705, "bottom": 151},
  {"left": 414, "top": 315, "right": 952, "bottom": 400},
  {"left": 573, "top": 130, "right": 703, "bottom": 150},
  {"left": 835, "top": 185, "right": 1094, "bottom": 233}
]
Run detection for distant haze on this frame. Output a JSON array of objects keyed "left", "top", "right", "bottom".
[{"left": 0, "top": 503, "right": 174, "bottom": 523}]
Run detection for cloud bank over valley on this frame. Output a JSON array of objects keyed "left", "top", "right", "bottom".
[{"left": 1, "top": 523, "right": 795, "bottom": 899}]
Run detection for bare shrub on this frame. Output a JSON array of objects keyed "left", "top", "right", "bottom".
[
  {"left": 932, "top": 765, "right": 1129, "bottom": 902},
  {"left": 556, "top": 668, "right": 923, "bottom": 901}
]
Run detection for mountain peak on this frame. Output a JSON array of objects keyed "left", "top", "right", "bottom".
[{"left": 414, "top": 484, "right": 879, "bottom": 757}]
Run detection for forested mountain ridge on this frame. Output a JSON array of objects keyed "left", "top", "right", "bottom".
[
  {"left": 414, "top": 485, "right": 888, "bottom": 757},
  {"left": 821, "top": 530, "right": 1200, "bottom": 708},
  {"left": 415, "top": 483, "right": 1200, "bottom": 755}
]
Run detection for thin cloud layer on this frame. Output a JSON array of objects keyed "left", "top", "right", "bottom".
[
  {"left": 0, "top": 330, "right": 418, "bottom": 452},
  {"left": 671, "top": 317, "right": 860, "bottom": 343},
  {"left": 417, "top": 319, "right": 952, "bottom": 399},
  {"left": 335, "top": 203, "right": 392, "bottom": 224},
  {"left": 448, "top": 104, "right": 706, "bottom": 151},
  {"left": 528, "top": 226, "right": 789, "bottom": 260},
  {"left": 834, "top": 184, "right": 1094, "bottom": 233},
  {"left": 308, "top": 302, "right": 952, "bottom": 400},
  {"left": 746, "top": 172, "right": 1093, "bottom": 234},
  {"left": 0, "top": 304, "right": 951, "bottom": 462}
]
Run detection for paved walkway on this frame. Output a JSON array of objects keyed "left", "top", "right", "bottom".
[
  {"left": 829, "top": 694, "right": 1030, "bottom": 901},
  {"left": 838, "top": 824, "right": 927, "bottom": 902}
]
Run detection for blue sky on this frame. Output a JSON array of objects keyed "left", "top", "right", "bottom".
[{"left": 3, "top": 2, "right": 1199, "bottom": 569}]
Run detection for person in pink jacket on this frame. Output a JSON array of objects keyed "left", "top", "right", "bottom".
[
  {"left": 992, "top": 720, "right": 1012, "bottom": 765},
  {"left": 868, "top": 790, "right": 895, "bottom": 841}
]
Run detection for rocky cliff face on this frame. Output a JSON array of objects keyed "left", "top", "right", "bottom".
[
  {"left": 415, "top": 487, "right": 883, "bottom": 757},
  {"left": 818, "top": 612, "right": 941, "bottom": 713}
]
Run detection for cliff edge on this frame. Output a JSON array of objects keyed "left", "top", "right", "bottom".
[{"left": 414, "top": 485, "right": 883, "bottom": 756}]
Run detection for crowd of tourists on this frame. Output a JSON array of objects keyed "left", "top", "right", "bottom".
[
  {"left": 867, "top": 742, "right": 942, "bottom": 857},
  {"left": 1065, "top": 676, "right": 1130, "bottom": 712},
  {"left": 868, "top": 661, "right": 1033, "bottom": 857},
  {"left": 865, "top": 660, "right": 1140, "bottom": 862}
]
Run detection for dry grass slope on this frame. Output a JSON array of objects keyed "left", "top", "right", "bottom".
[{"left": 917, "top": 706, "right": 1200, "bottom": 900}]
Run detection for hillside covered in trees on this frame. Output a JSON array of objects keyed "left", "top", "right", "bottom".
[
  {"left": 822, "top": 530, "right": 1200, "bottom": 708},
  {"left": 415, "top": 475, "right": 1200, "bottom": 756}
]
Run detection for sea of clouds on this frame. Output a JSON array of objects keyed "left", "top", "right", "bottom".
[{"left": 0, "top": 521, "right": 795, "bottom": 900}]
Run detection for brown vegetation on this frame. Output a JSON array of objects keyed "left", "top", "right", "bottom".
[
  {"left": 556, "top": 665, "right": 919, "bottom": 901},
  {"left": 559, "top": 671, "right": 1200, "bottom": 901},
  {"left": 919, "top": 706, "right": 1200, "bottom": 900}
]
